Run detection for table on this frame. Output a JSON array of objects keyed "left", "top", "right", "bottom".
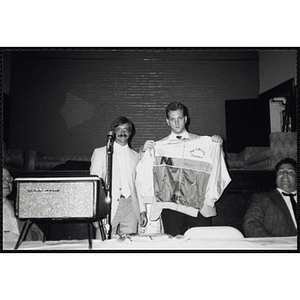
[{"left": 2, "top": 235, "right": 297, "bottom": 251}]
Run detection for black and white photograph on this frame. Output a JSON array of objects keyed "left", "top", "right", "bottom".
[
  {"left": 1, "top": 2, "right": 299, "bottom": 300},
  {"left": 2, "top": 48, "right": 297, "bottom": 251}
]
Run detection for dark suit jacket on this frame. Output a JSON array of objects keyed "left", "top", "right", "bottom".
[{"left": 243, "top": 189, "right": 297, "bottom": 237}]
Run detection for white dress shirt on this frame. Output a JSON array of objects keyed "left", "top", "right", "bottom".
[
  {"left": 113, "top": 142, "right": 132, "bottom": 198},
  {"left": 168, "top": 130, "right": 190, "bottom": 141},
  {"left": 3, "top": 199, "right": 20, "bottom": 241},
  {"left": 277, "top": 187, "right": 297, "bottom": 228}
]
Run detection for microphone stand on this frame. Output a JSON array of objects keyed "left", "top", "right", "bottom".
[{"left": 105, "top": 135, "right": 114, "bottom": 239}]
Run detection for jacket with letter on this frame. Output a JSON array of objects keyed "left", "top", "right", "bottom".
[{"left": 136, "top": 135, "right": 231, "bottom": 221}]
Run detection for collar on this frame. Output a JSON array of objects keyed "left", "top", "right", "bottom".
[
  {"left": 113, "top": 142, "right": 129, "bottom": 153},
  {"left": 169, "top": 130, "right": 189, "bottom": 141},
  {"left": 277, "top": 187, "right": 297, "bottom": 196}
]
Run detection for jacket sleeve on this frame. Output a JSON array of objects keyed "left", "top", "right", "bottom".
[
  {"left": 135, "top": 149, "right": 155, "bottom": 207},
  {"left": 243, "top": 193, "right": 273, "bottom": 237},
  {"left": 204, "top": 141, "right": 231, "bottom": 207},
  {"left": 90, "top": 148, "right": 106, "bottom": 180}
]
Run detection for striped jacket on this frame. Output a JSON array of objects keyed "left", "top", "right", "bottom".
[{"left": 136, "top": 135, "right": 231, "bottom": 220}]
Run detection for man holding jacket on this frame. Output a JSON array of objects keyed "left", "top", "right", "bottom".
[{"left": 137, "top": 102, "right": 230, "bottom": 236}]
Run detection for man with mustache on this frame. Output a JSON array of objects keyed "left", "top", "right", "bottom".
[
  {"left": 90, "top": 116, "right": 147, "bottom": 237},
  {"left": 243, "top": 158, "right": 297, "bottom": 237}
]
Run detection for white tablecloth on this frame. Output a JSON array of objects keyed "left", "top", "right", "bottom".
[{"left": 2, "top": 235, "right": 297, "bottom": 251}]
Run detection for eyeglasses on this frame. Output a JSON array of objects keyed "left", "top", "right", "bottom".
[
  {"left": 3, "top": 176, "right": 13, "bottom": 183},
  {"left": 115, "top": 127, "right": 130, "bottom": 133}
]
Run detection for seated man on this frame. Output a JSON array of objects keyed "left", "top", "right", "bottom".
[
  {"left": 3, "top": 167, "right": 20, "bottom": 241},
  {"left": 243, "top": 158, "right": 297, "bottom": 237}
]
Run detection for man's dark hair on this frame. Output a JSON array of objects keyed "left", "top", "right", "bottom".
[
  {"left": 166, "top": 102, "right": 188, "bottom": 119},
  {"left": 110, "top": 116, "right": 133, "bottom": 133},
  {"left": 275, "top": 158, "right": 297, "bottom": 173}
]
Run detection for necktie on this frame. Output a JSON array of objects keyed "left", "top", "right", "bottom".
[
  {"left": 282, "top": 192, "right": 297, "bottom": 218},
  {"left": 176, "top": 136, "right": 182, "bottom": 139}
]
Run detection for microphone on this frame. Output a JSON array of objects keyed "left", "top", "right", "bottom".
[
  {"left": 107, "top": 131, "right": 114, "bottom": 139},
  {"left": 107, "top": 131, "right": 114, "bottom": 150}
]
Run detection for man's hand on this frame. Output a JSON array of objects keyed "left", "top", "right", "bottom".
[
  {"left": 141, "top": 140, "right": 155, "bottom": 152},
  {"left": 139, "top": 211, "right": 148, "bottom": 227},
  {"left": 211, "top": 135, "right": 223, "bottom": 145}
]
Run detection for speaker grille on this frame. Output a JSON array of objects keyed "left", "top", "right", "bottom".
[{"left": 16, "top": 177, "right": 102, "bottom": 219}]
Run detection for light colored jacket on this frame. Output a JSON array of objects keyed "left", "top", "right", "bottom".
[
  {"left": 136, "top": 134, "right": 231, "bottom": 220},
  {"left": 90, "top": 142, "right": 144, "bottom": 221}
]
